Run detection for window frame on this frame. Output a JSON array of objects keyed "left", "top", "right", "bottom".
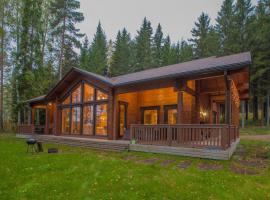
[
  {"left": 140, "top": 106, "right": 160, "bottom": 124},
  {"left": 164, "top": 104, "right": 178, "bottom": 124},
  {"left": 59, "top": 80, "right": 109, "bottom": 137}
]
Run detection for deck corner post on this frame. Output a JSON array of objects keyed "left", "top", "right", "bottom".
[{"left": 177, "top": 90, "right": 183, "bottom": 124}]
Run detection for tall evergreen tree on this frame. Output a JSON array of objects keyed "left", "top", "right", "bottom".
[
  {"left": 153, "top": 23, "right": 163, "bottom": 67},
  {"left": 190, "top": 12, "right": 219, "bottom": 57},
  {"left": 134, "top": 17, "right": 154, "bottom": 71},
  {"left": 216, "top": 0, "right": 237, "bottom": 55},
  {"left": 50, "top": 0, "right": 84, "bottom": 79},
  {"left": 79, "top": 36, "right": 90, "bottom": 70},
  {"left": 234, "top": 0, "right": 254, "bottom": 52},
  {"left": 88, "top": 22, "right": 107, "bottom": 75},
  {"left": 110, "top": 28, "right": 132, "bottom": 76},
  {"left": 161, "top": 35, "right": 172, "bottom": 66},
  {"left": 179, "top": 40, "right": 193, "bottom": 62}
]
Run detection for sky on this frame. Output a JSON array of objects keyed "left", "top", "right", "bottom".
[{"left": 77, "top": 0, "right": 258, "bottom": 43}]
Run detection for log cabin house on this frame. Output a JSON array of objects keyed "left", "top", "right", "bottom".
[{"left": 17, "top": 52, "right": 251, "bottom": 159}]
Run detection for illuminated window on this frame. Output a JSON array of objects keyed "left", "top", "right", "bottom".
[
  {"left": 164, "top": 105, "right": 178, "bottom": 124},
  {"left": 83, "top": 105, "right": 94, "bottom": 135},
  {"left": 96, "top": 90, "right": 108, "bottom": 100},
  {"left": 71, "top": 85, "right": 81, "bottom": 103},
  {"left": 62, "top": 96, "right": 70, "bottom": 105},
  {"left": 84, "top": 83, "right": 94, "bottom": 102},
  {"left": 95, "top": 104, "right": 107, "bottom": 135},
  {"left": 141, "top": 107, "right": 159, "bottom": 125},
  {"left": 62, "top": 108, "right": 70, "bottom": 134},
  {"left": 71, "top": 107, "right": 81, "bottom": 134}
]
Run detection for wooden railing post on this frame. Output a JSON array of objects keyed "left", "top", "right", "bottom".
[{"left": 167, "top": 125, "right": 172, "bottom": 146}]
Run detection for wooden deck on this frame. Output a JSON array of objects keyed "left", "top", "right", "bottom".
[{"left": 16, "top": 132, "right": 239, "bottom": 160}]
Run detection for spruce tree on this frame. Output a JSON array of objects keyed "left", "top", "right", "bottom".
[
  {"left": 110, "top": 28, "right": 132, "bottom": 76},
  {"left": 50, "top": 0, "right": 84, "bottom": 79},
  {"left": 234, "top": 0, "right": 254, "bottom": 52},
  {"left": 134, "top": 17, "right": 154, "bottom": 71},
  {"left": 161, "top": 35, "right": 172, "bottom": 66},
  {"left": 216, "top": 0, "right": 237, "bottom": 55},
  {"left": 179, "top": 40, "right": 193, "bottom": 62},
  {"left": 190, "top": 12, "right": 219, "bottom": 57},
  {"left": 88, "top": 22, "right": 107, "bottom": 75},
  {"left": 79, "top": 36, "right": 90, "bottom": 70},
  {"left": 153, "top": 23, "right": 163, "bottom": 67}
]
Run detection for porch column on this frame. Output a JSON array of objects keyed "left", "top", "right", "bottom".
[
  {"left": 112, "top": 91, "right": 119, "bottom": 140},
  {"left": 107, "top": 90, "right": 114, "bottom": 140},
  {"left": 45, "top": 104, "right": 49, "bottom": 134},
  {"left": 177, "top": 91, "right": 183, "bottom": 124},
  {"left": 224, "top": 72, "right": 231, "bottom": 125},
  {"left": 28, "top": 106, "right": 31, "bottom": 125},
  {"left": 195, "top": 80, "right": 200, "bottom": 123}
]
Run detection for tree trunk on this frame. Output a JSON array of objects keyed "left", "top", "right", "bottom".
[
  {"left": 245, "top": 100, "right": 248, "bottom": 120},
  {"left": 267, "top": 90, "right": 270, "bottom": 128},
  {"left": 253, "top": 96, "right": 258, "bottom": 121},
  {"left": 260, "top": 100, "right": 264, "bottom": 126},
  {"left": 0, "top": 2, "right": 4, "bottom": 131},
  {"left": 58, "top": 4, "right": 66, "bottom": 80}
]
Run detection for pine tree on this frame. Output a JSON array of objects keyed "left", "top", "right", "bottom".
[
  {"left": 161, "top": 35, "right": 172, "bottom": 66},
  {"left": 153, "top": 23, "right": 163, "bottom": 67},
  {"left": 134, "top": 17, "right": 154, "bottom": 71},
  {"left": 179, "top": 40, "right": 193, "bottom": 62},
  {"left": 190, "top": 12, "right": 219, "bottom": 57},
  {"left": 88, "top": 22, "right": 107, "bottom": 75},
  {"left": 216, "top": 0, "right": 237, "bottom": 55},
  {"left": 110, "top": 28, "right": 132, "bottom": 76},
  {"left": 79, "top": 36, "right": 90, "bottom": 70},
  {"left": 50, "top": 0, "right": 84, "bottom": 79},
  {"left": 234, "top": 0, "right": 254, "bottom": 52}
]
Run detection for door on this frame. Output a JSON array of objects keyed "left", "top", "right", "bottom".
[{"left": 119, "top": 102, "right": 128, "bottom": 138}]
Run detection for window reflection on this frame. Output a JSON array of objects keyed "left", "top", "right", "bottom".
[
  {"left": 95, "top": 104, "right": 107, "bottom": 135},
  {"left": 167, "top": 109, "right": 177, "bottom": 124},
  {"left": 71, "top": 107, "right": 81, "bottom": 134},
  {"left": 72, "top": 85, "right": 81, "bottom": 103},
  {"left": 143, "top": 110, "right": 158, "bottom": 125},
  {"left": 97, "top": 90, "right": 108, "bottom": 100},
  {"left": 62, "top": 108, "right": 70, "bottom": 134},
  {"left": 84, "top": 83, "right": 94, "bottom": 102},
  {"left": 83, "top": 106, "right": 94, "bottom": 135}
]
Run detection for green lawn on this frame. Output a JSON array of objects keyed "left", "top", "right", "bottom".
[
  {"left": 0, "top": 134, "right": 270, "bottom": 200},
  {"left": 240, "top": 126, "right": 270, "bottom": 135}
]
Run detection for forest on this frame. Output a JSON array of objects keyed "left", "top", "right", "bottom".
[{"left": 0, "top": 0, "right": 269, "bottom": 131}]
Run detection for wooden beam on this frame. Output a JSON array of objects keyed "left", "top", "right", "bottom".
[
  {"left": 224, "top": 71, "right": 231, "bottom": 125},
  {"left": 195, "top": 80, "right": 200, "bottom": 123},
  {"left": 174, "top": 79, "right": 196, "bottom": 96},
  {"left": 177, "top": 91, "right": 183, "bottom": 124}
]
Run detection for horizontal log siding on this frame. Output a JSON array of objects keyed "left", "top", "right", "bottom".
[{"left": 131, "top": 124, "right": 239, "bottom": 149}]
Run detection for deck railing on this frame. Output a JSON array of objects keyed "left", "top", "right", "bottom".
[
  {"left": 17, "top": 124, "right": 34, "bottom": 134},
  {"left": 130, "top": 124, "right": 239, "bottom": 149}
]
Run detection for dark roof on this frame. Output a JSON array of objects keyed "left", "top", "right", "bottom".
[
  {"left": 110, "top": 52, "right": 251, "bottom": 86},
  {"left": 26, "top": 52, "right": 251, "bottom": 102},
  {"left": 24, "top": 95, "right": 46, "bottom": 103}
]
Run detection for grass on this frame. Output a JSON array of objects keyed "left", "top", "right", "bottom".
[
  {"left": 240, "top": 126, "right": 270, "bottom": 135},
  {"left": 0, "top": 134, "right": 270, "bottom": 200}
]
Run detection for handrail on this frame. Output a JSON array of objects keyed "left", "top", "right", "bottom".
[{"left": 130, "top": 124, "right": 239, "bottom": 149}]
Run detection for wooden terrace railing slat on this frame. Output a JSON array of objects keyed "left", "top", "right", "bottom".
[{"left": 131, "top": 124, "right": 239, "bottom": 149}]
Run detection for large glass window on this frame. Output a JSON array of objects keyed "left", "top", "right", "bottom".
[
  {"left": 72, "top": 85, "right": 81, "bottom": 103},
  {"left": 141, "top": 107, "right": 159, "bottom": 125},
  {"left": 97, "top": 90, "right": 108, "bottom": 100},
  {"left": 61, "top": 82, "right": 108, "bottom": 136},
  {"left": 83, "top": 105, "right": 94, "bottom": 135},
  {"left": 84, "top": 84, "right": 94, "bottom": 102},
  {"left": 71, "top": 107, "right": 81, "bottom": 134},
  {"left": 62, "top": 108, "right": 70, "bottom": 134},
  {"left": 95, "top": 104, "right": 108, "bottom": 135},
  {"left": 164, "top": 105, "right": 177, "bottom": 124}
]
